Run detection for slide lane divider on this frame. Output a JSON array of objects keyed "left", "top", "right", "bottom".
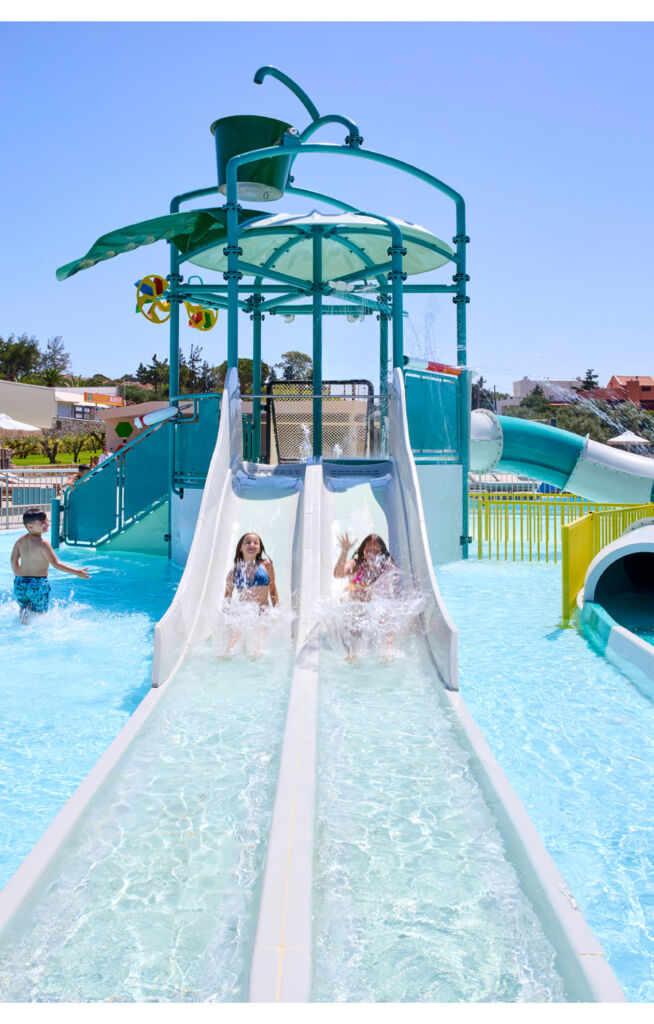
[{"left": 248, "top": 463, "right": 323, "bottom": 1002}]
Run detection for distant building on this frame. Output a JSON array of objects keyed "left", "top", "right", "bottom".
[
  {"left": 0, "top": 379, "right": 122, "bottom": 429},
  {"left": 607, "top": 375, "right": 654, "bottom": 410},
  {"left": 496, "top": 377, "right": 583, "bottom": 414}
]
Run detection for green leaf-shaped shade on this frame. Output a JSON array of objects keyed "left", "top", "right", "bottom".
[{"left": 56, "top": 207, "right": 266, "bottom": 281}]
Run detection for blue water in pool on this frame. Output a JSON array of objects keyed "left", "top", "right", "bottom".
[
  {"left": 0, "top": 531, "right": 180, "bottom": 891},
  {"left": 438, "top": 559, "right": 654, "bottom": 1003}
]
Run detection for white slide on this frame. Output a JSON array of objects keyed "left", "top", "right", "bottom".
[
  {"left": 0, "top": 371, "right": 623, "bottom": 1002},
  {"left": 152, "top": 368, "right": 305, "bottom": 684},
  {"left": 246, "top": 370, "right": 623, "bottom": 1002}
]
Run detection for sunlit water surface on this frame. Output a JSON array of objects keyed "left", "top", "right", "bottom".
[
  {"left": 0, "top": 635, "right": 294, "bottom": 1001},
  {"left": 438, "top": 558, "right": 654, "bottom": 1002},
  {"left": 0, "top": 532, "right": 180, "bottom": 890},
  {"left": 312, "top": 608, "right": 568, "bottom": 1002}
]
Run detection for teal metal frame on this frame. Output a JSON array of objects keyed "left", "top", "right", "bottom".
[
  {"left": 57, "top": 65, "right": 471, "bottom": 557},
  {"left": 162, "top": 67, "right": 470, "bottom": 553}
]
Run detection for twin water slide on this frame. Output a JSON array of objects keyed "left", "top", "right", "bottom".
[
  {"left": 471, "top": 409, "right": 654, "bottom": 502},
  {"left": 0, "top": 373, "right": 623, "bottom": 1001}
]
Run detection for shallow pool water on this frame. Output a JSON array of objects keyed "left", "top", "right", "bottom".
[
  {"left": 601, "top": 590, "right": 654, "bottom": 647},
  {"left": 0, "top": 531, "right": 180, "bottom": 890},
  {"left": 0, "top": 644, "right": 293, "bottom": 1001},
  {"left": 437, "top": 559, "right": 654, "bottom": 1003},
  {"left": 312, "top": 642, "right": 567, "bottom": 1002}
]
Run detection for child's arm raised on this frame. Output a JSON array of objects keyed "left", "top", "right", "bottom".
[{"left": 43, "top": 541, "right": 92, "bottom": 579}]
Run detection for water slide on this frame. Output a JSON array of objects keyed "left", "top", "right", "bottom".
[
  {"left": 0, "top": 372, "right": 623, "bottom": 1001},
  {"left": 471, "top": 409, "right": 654, "bottom": 503}
]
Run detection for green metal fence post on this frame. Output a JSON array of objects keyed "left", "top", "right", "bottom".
[
  {"left": 452, "top": 204, "right": 469, "bottom": 367},
  {"left": 458, "top": 369, "right": 472, "bottom": 558},
  {"left": 312, "top": 226, "right": 323, "bottom": 459},
  {"left": 224, "top": 173, "right": 242, "bottom": 370},
  {"left": 377, "top": 299, "right": 389, "bottom": 396},
  {"left": 250, "top": 293, "right": 264, "bottom": 462}
]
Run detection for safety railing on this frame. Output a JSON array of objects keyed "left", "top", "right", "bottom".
[
  {"left": 469, "top": 492, "right": 615, "bottom": 564},
  {"left": 469, "top": 472, "right": 541, "bottom": 493},
  {"left": 242, "top": 414, "right": 255, "bottom": 462},
  {"left": 171, "top": 393, "right": 221, "bottom": 490},
  {"left": 257, "top": 380, "right": 388, "bottom": 463},
  {"left": 63, "top": 419, "right": 170, "bottom": 546},
  {"left": 1, "top": 467, "right": 70, "bottom": 529},
  {"left": 561, "top": 502, "right": 654, "bottom": 623}
]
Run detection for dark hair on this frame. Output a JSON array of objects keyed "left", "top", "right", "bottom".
[
  {"left": 78, "top": 464, "right": 91, "bottom": 472},
  {"left": 352, "top": 534, "right": 394, "bottom": 568},
  {"left": 23, "top": 507, "right": 47, "bottom": 526},
  {"left": 233, "top": 532, "right": 269, "bottom": 566}
]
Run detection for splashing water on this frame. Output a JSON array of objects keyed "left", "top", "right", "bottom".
[
  {"left": 211, "top": 593, "right": 297, "bottom": 660},
  {"left": 299, "top": 422, "right": 312, "bottom": 460},
  {"left": 320, "top": 572, "right": 425, "bottom": 661}
]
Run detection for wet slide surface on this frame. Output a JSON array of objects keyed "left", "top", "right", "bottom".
[
  {"left": 0, "top": 469, "right": 301, "bottom": 1001},
  {"left": 311, "top": 467, "right": 569, "bottom": 1001}
]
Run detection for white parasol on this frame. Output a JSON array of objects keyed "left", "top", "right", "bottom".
[
  {"left": 0, "top": 412, "right": 41, "bottom": 433},
  {"left": 606, "top": 430, "right": 652, "bottom": 447}
]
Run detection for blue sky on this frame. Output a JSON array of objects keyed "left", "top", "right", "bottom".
[{"left": 1, "top": 20, "right": 652, "bottom": 395}]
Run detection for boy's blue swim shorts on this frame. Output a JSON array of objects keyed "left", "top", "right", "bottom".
[{"left": 14, "top": 576, "right": 51, "bottom": 613}]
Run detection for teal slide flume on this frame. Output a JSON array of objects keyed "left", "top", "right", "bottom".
[
  {"left": 470, "top": 409, "right": 654, "bottom": 503},
  {"left": 497, "top": 416, "right": 586, "bottom": 490}
]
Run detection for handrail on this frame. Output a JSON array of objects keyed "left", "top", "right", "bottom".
[
  {"left": 62, "top": 417, "right": 171, "bottom": 546},
  {"left": 561, "top": 502, "right": 654, "bottom": 623}
]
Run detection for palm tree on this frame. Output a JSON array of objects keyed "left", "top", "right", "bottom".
[{"left": 39, "top": 367, "right": 67, "bottom": 387}]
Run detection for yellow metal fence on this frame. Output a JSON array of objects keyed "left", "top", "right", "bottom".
[
  {"left": 469, "top": 492, "right": 616, "bottom": 564},
  {"left": 560, "top": 503, "right": 654, "bottom": 623}
]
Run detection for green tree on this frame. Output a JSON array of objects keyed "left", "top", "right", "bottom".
[
  {"left": 503, "top": 384, "right": 554, "bottom": 421},
  {"left": 0, "top": 333, "right": 41, "bottom": 380},
  {"left": 35, "top": 427, "right": 64, "bottom": 464},
  {"left": 63, "top": 423, "right": 100, "bottom": 463},
  {"left": 2, "top": 434, "right": 40, "bottom": 460},
  {"left": 471, "top": 374, "right": 496, "bottom": 410},
  {"left": 214, "top": 358, "right": 272, "bottom": 395},
  {"left": 39, "top": 335, "right": 70, "bottom": 375},
  {"left": 274, "top": 350, "right": 313, "bottom": 381},
  {"left": 39, "top": 367, "right": 67, "bottom": 387},
  {"left": 577, "top": 369, "right": 600, "bottom": 390},
  {"left": 197, "top": 360, "right": 222, "bottom": 393},
  {"left": 136, "top": 354, "right": 169, "bottom": 389}
]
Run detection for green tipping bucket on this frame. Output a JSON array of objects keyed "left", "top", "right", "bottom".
[{"left": 210, "top": 114, "right": 295, "bottom": 201}]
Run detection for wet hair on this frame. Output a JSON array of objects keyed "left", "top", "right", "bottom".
[
  {"left": 352, "top": 533, "right": 394, "bottom": 568},
  {"left": 77, "top": 464, "right": 91, "bottom": 473},
  {"left": 23, "top": 507, "right": 47, "bottom": 526},
  {"left": 233, "top": 532, "right": 269, "bottom": 566}
]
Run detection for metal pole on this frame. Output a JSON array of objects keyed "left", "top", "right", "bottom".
[
  {"left": 453, "top": 204, "right": 470, "bottom": 367},
  {"left": 224, "top": 185, "right": 242, "bottom": 369},
  {"left": 166, "top": 242, "right": 181, "bottom": 560},
  {"left": 377, "top": 300, "right": 389, "bottom": 396},
  {"left": 388, "top": 243, "right": 406, "bottom": 369},
  {"left": 251, "top": 294, "right": 263, "bottom": 462},
  {"left": 458, "top": 369, "right": 472, "bottom": 559},
  {"left": 312, "top": 227, "right": 323, "bottom": 459}
]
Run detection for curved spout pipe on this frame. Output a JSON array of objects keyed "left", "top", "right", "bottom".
[{"left": 253, "top": 65, "right": 320, "bottom": 123}]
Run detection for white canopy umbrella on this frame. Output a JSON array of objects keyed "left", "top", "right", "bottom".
[
  {"left": 0, "top": 412, "right": 41, "bottom": 433},
  {"left": 606, "top": 430, "right": 652, "bottom": 447}
]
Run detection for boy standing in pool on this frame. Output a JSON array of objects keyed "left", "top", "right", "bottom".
[{"left": 10, "top": 508, "right": 92, "bottom": 623}]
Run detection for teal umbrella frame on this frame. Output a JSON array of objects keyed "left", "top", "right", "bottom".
[{"left": 56, "top": 64, "right": 471, "bottom": 554}]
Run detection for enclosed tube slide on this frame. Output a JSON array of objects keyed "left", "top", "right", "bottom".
[
  {"left": 470, "top": 409, "right": 654, "bottom": 503},
  {"left": 580, "top": 520, "right": 654, "bottom": 700}
]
